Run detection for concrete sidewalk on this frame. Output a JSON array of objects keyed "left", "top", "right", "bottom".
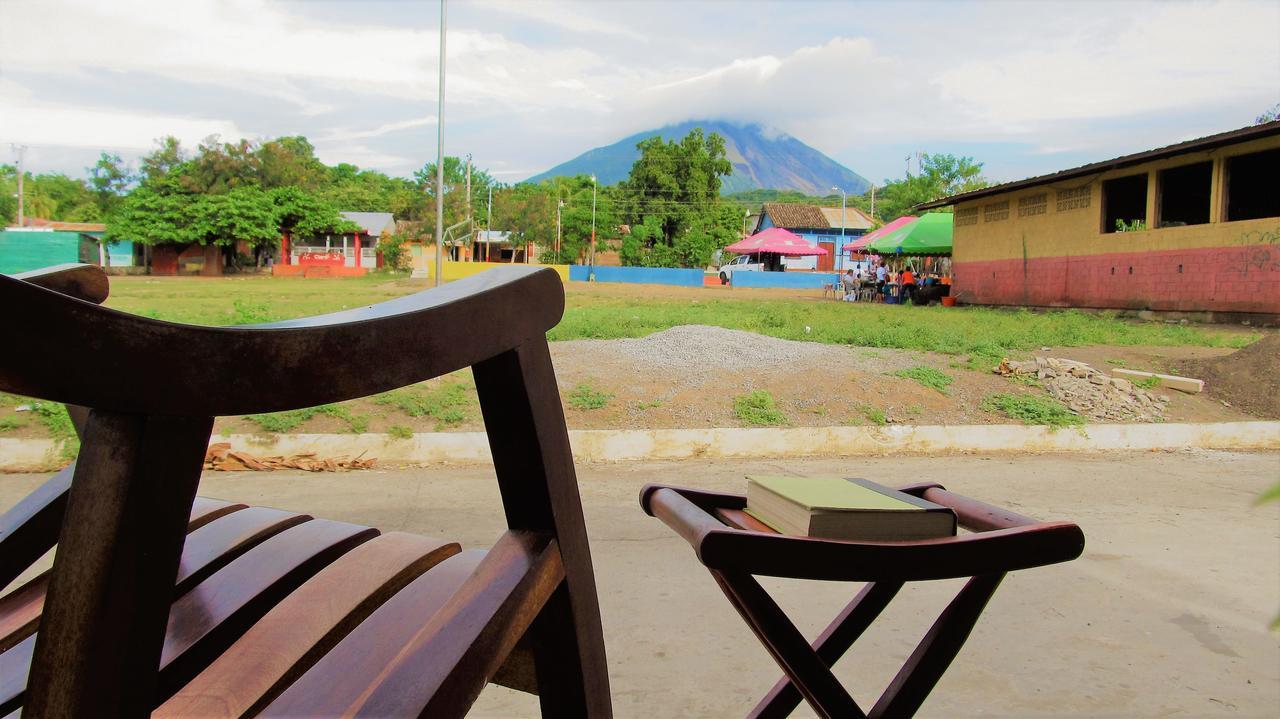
[{"left": 3, "top": 450, "right": 1277, "bottom": 717}]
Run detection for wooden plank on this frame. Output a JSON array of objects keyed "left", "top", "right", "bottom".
[
  {"left": 154, "top": 532, "right": 459, "bottom": 719},
  {"left": 1111, "top": 368, "right": 1204, "bottom": 393},
  {"left": 157, "top": 519, "right": 378, "bottom": 700},
  {"left": 187, "top": 498, "right": 248, "bottom": 531},
  {"left": 350, "top": 531, "right": 563, "bottom": 718},
  {"left": 0, "top": 468, "right": 72, "bottom": 589},
  {"left": 0, "top": 519, "right": 377, "bottom": 713},
  {"left": 0, "top": 503, "right": 296, "bottom": 654},
  {"left": 174, "top": 506, "right": 311, "bottom": 596},
  {"left": 257, "top": 549, "right": 487, "bottom": 718}
]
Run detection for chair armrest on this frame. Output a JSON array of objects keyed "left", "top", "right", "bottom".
[{"left": 0, "top": 266, "right": 564, "bottom": 416}]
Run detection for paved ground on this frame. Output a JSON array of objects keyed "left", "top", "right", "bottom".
[{"left": 3, "top": 450, "right": 1278, "bottom": 717}]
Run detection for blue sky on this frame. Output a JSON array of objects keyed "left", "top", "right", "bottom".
[{"left": 1, "top": 0, "right": 1276, "bottom": 188}]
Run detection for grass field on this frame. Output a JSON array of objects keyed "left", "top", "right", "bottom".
[{"left": 101, "top": 273, "right": 1258, "bottom": 364}]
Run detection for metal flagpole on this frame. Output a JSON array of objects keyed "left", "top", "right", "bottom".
[{"left": 433, "top": 0, "right": 447, "bottom": 286}]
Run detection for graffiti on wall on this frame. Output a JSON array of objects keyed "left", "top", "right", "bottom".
[{"left": 1230, "top": 226, "right": 1280, "bottom": 274}]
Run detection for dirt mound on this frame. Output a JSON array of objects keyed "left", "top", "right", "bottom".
[{"left": 1171, "top": 334, "right": 1280, "bottom": 418}]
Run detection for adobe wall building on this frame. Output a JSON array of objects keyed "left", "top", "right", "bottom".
[{"left": 919, "top": 121, "right": 1280, "bottom": 319}]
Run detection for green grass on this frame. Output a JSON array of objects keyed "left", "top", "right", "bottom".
[
  {"left": 387, "top": 424, "right": 414, "bottom": 440},
  {"left": 1134, "top": 376, "right": 1162, "bottom": 390},
  {"left": 1105, "top": 358, "right": 1127, "bottom": 366},
  {"left": 633, "top": 399, "right": 663, "bottom": 410},
  {"left": 981, "top": 393, "right": 1084, "bottom": 429},
  {"left": 244, "top": 404, "right": 369, "bottom": 433},
  {"left": 890, "top": 365, "right": 954, "bottom": 394},
  {"left": 30, "top": 401, "right": 79, "bottom": 459},
  {"left": 0, "top": 416, "right": 27, "bottom": 432},
  {"left": 733, "top": 391, "right": 787, "bottom": 426},
  {"left": 550, "top": 295, "right": 1255, "bottom": 357},
  {"left": 374, "top": 382, "right": 473, "bottom": 429},
  {"left": 101, "top": 276, "right": 1255, "bottom": 362},
  {"left": 568, "top": 384, "right": 612, "bottom": 410}
]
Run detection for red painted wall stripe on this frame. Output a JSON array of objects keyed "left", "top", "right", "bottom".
[{"left": 954, "top": 245, "right": 1280, "bottom": 314}]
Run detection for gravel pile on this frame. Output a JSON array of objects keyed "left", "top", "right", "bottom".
[
  {"left": 997, "top": 356, "right": 1169, "bottom": 422},
  {"left": 608, "top": 325, "right": 842, "bottom": 370}
]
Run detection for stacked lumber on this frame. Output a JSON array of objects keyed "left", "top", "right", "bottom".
[{"left": 204, "top": 443, "right": 377, "bottom": 472}]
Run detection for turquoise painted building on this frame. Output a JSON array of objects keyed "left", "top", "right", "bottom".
[{"left": 0, "top": 229, "right": 136, "bottom": 274}]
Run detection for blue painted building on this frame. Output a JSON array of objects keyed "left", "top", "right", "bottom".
[{"left": 753, "top": 202, "right": 873, "bottom": 272}]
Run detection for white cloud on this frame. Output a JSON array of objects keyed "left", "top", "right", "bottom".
[
  {"left": 934, "top": 1, "right": 1280, "bottom": 128},
  {"left": 319, "top": 117, "right": 438, "bottom": 143},
  {"left": 468, "top": 0, "right": 647, "bottom": 40},
  {"left": 0, "top": 79, "right": 242, "bottom": 149}
]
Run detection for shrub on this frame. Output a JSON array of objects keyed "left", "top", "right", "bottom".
[{"left": 734, "top": 391, "right": 787, "bottom": 426}]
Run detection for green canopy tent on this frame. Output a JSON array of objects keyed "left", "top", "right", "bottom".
[{"left": 865, "top": 212, "right": 953, "bottom": 256}]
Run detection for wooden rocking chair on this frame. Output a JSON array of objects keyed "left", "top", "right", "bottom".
[{"left": 0, "top": 263, "right": 612, "bottom": 718}]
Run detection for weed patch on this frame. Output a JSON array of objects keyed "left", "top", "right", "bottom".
[
  {"left": 245, "top": 404, "right": 369, "bottom": 433},
  {"left": 981, "top": 393, "right": 1084, "bottom": 429},
  {"left": 734, "top": 391, "right": 787, "bottom": 426},
  {"left": 375, "top": 383, "right": 472, "bottom": 429},
  {"left": 859, "top": 404, "right": 888, "bottom": 425},
  {"left": 0, "top": 416, "right": 27, "bottom": 432},
  {"left": 890, "top": 365, "right": 954, "bottom": 394},
  {"left": 387, "top": 425, "right": 414, "bottom": 440},
  {"left": 568, "top": 384, "right": 612, "bottom": 410},
  {"left": 29, "top": 401, "right": 79, "bottom": 459}
]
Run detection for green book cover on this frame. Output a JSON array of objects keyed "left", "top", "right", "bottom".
[{"left": 748, "top": 476, "right": 934, "bottom": 512}]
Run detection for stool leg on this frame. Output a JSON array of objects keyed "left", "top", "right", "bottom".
[
  {"left": 868, "top": 573, "right": 1004, "bottom": 719},
  {"left": 713, "top": 571, "right": 867, "bottom": 719},
  {"left": 749, "top": 581, "right": 902, "bottom": 719}
]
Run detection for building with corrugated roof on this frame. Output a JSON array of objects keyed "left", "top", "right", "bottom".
[
  {"left": 917, "top": 121, "right": 1280, "bottom": 318},
  {"left": 752, "top": 202, "right": 874, "bottom": 271}
]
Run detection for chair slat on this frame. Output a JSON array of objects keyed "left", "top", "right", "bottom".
[
  {"left": 174, "top": 506, "right": 311, "bottom": 596},
  {"left": 257, "top": 549, "right": 487, "bottom": 718},
  {"left": 0, "top": 504, "right": 302, "bottom": 654},
  {"left": 155, "top": 532, "right": 460, "bottom": 719}
]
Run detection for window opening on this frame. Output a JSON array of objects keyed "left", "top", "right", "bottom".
[
  {"left": 1157, "top": 161, "right": 1211, "bottom": 227},
  {"left": 1225, "top": 148, "right": 1280, "bottom": 222},
  {"left": 1102, "top": 174, "right": 1148, "bottom": 233}
]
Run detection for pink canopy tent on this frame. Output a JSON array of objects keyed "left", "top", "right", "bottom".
[
  {"left": 725, "top": 227, "right": 828, "bottom": 256},
  {"left": 844, "top": 216, "right": 917, "bottom": 254}
]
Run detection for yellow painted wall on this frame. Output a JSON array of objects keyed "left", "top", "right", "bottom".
[
  {"left": 408, "top": 247, "right": 569, "bottom": 282},
  {"left": 953, "top": 134, "right": 1280, "bottom": 263}
]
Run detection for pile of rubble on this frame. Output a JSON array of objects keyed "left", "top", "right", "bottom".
[
  {"left": 204, "top": 443, "right": 377, "bottom": 472},
  {"left": 995, "top": 357, "right": 1171, "bottom": 422}
]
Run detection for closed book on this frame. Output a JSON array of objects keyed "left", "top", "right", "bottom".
[{"left": 744, "top": 476, "right": 957, "bottom": 541}]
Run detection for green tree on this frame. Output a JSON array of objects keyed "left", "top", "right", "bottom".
[
  {"left": 256, "top": 136, "right": 327, "bottom": 190},
  {"left": 874, "top": 153, "right": 989, "bottom": 221},
  {"left": 88, "top": 153, "right": 133, "bottom": 217},
  {"left": 139, "top": 136, "right": 187, "bottom": 186},
  {"left": 270, "top": 186, "right": 360, "bottom": 238},
  {"left": 104, "top": 179, "right": 199, "bottom": 246},
  {"left": 1256, "top": 103, "right": 1280, "bottom": 125},
  {"left": 615, "top": 128, "right": 736, "bottom": 267}
]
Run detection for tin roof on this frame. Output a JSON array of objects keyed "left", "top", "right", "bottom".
[
  {"left": 916, "top": 120, "right": 1280, "bottom": 210},
  {"left": 339, "top": 211, "right": 396, "bottom": 235}
]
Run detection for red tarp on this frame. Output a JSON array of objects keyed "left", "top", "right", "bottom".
[
  {"left": 725, "top": 227, "right": 829, "bottom": 256},
  {"left": 844, "top": 216, "right": 916, "bottom": 254}
]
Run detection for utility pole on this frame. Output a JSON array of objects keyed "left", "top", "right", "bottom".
[
  {"left": 486, "top": 183, "right": 492, "bottom": 262},
  {"left": 870, "top": 185, "right": 876, "bottom": 220},
  {"left": 12, "top": 144, "right": 27, "bottom": 227},
  {"left": 556, "top": 199, "right": 564, "bottom": 258},
  {"left": 465, "top": 153, "right": 473, "bottom": 261},
  {"left": 832, "top": 186, "right": 846, "bottom": 272},
  {"left": 588, "top": 174, "right": 597, "bottom": 278},
  {"left": 433, "top": 0, "right": 447, "bottom": 287}
]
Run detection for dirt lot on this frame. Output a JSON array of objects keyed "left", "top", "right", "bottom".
[
  {"left": 191, "top": 324, "right": 1272, "bottom": 438},
  {"left": 4, "top": 450, "right": 1276, "bottom": 717}
]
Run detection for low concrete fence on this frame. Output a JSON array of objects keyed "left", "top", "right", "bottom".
[
  {"left": 731, "top": 271, "right": 842, "bottom": 289},
  {"left": 4, "top": 421, "right": 1277, "bottom": 471},
  {"left": 568, "top": 265, "right": 704, "bottom": 287}
]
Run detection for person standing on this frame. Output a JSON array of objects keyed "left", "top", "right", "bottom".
[{"left": 900, "top": 265, "right": 916, "bottom": 304}]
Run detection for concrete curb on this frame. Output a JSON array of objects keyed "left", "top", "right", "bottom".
[{"left": 4, "top": 422, "right": 1277, "bottom": 471}]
